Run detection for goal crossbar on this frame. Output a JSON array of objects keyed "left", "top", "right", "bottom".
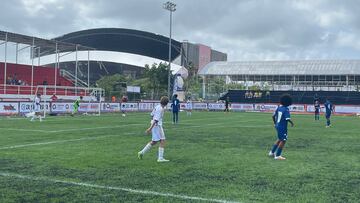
[{"left": 34, "top": 85, "right": 105, "bottom": 117}]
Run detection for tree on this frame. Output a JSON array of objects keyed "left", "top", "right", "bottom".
[
  {"left": 96, "top": 74, "right": 127, "bottom": 100},
  {"left": 184, "top": 75, "right": 202, "bottom": 100},
  {"left": 142, "top": 62, "right": 169, "bottom": 99},
  {"left": 95, "top": 62, "right": 174, "bottom": 100}
]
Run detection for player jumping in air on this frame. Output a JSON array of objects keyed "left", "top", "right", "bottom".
[
  {"left": 324, "top": 99, "right": 334, "bottom": 128},
  {"left": 71, "top": 96, "right": 83, "bottom": 116},
  {"left": 29, "top": 93, "right": 42, "bottom": 122},
  {"left": 268, "top": 94, "right": 294, "bottom": 160},
  {"left": 314, "top": 100, "right": 320, "bottom": 121},
  {"left": 138, "top": 96, "right": 170, "bottom": 162}
]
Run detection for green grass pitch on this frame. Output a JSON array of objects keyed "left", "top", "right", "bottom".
[{"left": 0, "top": 111, "right": 359, "bottom": 202}]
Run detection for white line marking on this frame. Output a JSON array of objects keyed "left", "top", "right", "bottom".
[
  {"left": 0, "top": 115, "right": 253, "bottom": 134},
  {"left": 179, "top": 119, "right": 264, "bottom": 129},
  {"left": 0, "top": 128, "right": 50, "bottom": 133},
  {"left": 0, "top": 172, "right": 240, "bottom": 203},
  {"left": 49, "top": 123, "right": 144, "bottom": 133},
  {"left": 0, "top": 119, "right": 269, "bottom": 150},
  {"left": 53, "top": 117, "right": 260, "bottom": 133},
  {"left": 0, "top": 123, "right": 146, "bottom": 134},
  {"left": 188, "top": 124, "right": 272, "bottom": 129},
  {"left": 0, "top": 133, "right": 134, "bottom": 150},
  {"left": 0, "top": 114, "right": 232, "bottom": 133}
]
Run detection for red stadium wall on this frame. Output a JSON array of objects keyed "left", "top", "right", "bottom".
[{"left": 0, "top": 62, "right": 73, "bottom": 87}]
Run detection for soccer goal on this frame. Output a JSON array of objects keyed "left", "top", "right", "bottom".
[{"left": 34, "top": 85, "right": 105, "bottom": 118}]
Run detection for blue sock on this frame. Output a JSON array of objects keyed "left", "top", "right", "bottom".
[
  {"left": 276, "top": 148, "right": 283, "bottom": 157},
  {"left": 271, "top": 144, "right": 278, "bottom": 153},
  {"left": 327, "top": 120, "right": 330, "bottom": 126}
]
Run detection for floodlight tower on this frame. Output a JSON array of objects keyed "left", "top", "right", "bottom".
[{"left": 163, "top": 1, "right": 176, "bottom": 98}]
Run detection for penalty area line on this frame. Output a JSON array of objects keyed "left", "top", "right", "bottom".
[{"left": 0, "top": 171, "right": 240, "bottom": 203}]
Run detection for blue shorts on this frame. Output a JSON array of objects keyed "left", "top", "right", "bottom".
[
  {"left": 325, "top": 113, "right": 331, "bottom": 119},
  {"left": 277, "top": 129, "right": 288, "bottom": 141}
]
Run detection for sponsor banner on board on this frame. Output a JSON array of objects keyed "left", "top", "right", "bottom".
[
  {"left": 19, "top": 102, "right": 51, "bottom": 113},
  {"left": 101, "top": 103, "right": 121, "bottom": 112},
  {"left": 0, "top": 102, "right": 19, "bottom": 115},
  {"left": 138, "top": 103, "right": 154, "bottom": 111},
  {"left": 120, "top": 103, "right": 138, "bottom": 111}
]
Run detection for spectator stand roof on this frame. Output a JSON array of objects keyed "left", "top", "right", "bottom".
[
  {"left": 0, "top": 30, "right": 95, "bottom": 57},
  {"left": 53, "top": 28, "right": 182, "bottom": 61},
  {"left": 199, "top": 60, "right": 360, "bottom": 76}
]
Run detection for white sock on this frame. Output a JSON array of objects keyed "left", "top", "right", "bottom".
[
  {"left": 39, "top": 116, "right": 42, "bottom": 122},
  {"left": 30, "top": 115, "right": 35, "bottom": 121},
  {"left": 158, "top": 147, "right": 164, "bottom": 159},
  {"left": 140, "top": 143, "right": 152, "bottom": 154}
]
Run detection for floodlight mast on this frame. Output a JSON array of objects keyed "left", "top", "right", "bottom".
[{"left": 163, "top": 1, "right": 176, "bottom": 98}]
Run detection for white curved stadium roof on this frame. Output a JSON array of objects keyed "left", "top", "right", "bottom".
[
  {"left": 199, "top": 60, "right": 360, "bottom": 76},
  {"left": 39, "top": 51, "right": 185, "bottom": 74}
]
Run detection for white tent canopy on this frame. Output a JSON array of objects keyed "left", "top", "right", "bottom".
[{"left": 199, "top": 60, "right": 360, "bottom": 76}]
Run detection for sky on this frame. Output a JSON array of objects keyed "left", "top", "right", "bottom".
[{"left": 1, "top": 0, "right": 360, "bottom": 61}]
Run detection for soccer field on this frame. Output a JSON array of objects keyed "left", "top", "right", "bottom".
[{"left": 0, "top": 112, "right": 359, "bottom": 202}]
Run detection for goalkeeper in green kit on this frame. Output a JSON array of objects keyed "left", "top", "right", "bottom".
[{"left": 71, "top": 96, "right": 83, "bottom": 116}]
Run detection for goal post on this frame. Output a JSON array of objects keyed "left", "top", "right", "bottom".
[
  {"left": 34, "top": 85, "right": 105, "bottom": 118},
  {"left": 84, "top": 88, "right": 103, "bottom": 116}
]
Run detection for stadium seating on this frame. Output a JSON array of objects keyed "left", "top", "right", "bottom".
[
  {"left": 0, "top": 62, "right": 73, "bottom": 95},
  {"left": 220, "top": 90, "right": 360, "bottom": 105}
]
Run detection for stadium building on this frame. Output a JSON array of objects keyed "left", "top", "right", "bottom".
[
  {"left": 0, "top": 28, "right": 227, "bottom": 100},
  {"left": 48, "top": 28, "right": 227, "bottom": 86},
  {"left": 199, "top": 60, "right": 360, "bottom": 104}
]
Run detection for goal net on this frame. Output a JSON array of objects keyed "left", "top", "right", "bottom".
[{"left": 34, "top": 85, "right": 105, "bottom": 118}]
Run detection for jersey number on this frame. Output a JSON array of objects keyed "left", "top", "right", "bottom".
[{"left": 277, "top": 112, "right": 283, "bottom": 124}]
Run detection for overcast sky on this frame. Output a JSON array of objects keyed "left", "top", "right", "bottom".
[{"left": 1, "top": 0, "right": 360, "bottom": 61}]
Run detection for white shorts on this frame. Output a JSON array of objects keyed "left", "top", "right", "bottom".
[
  {"left": 34, "top": 105, "right": 41, "bottom": 113},
  {"left": 152, "top": 125, "right": 165, "bottom": 141}
]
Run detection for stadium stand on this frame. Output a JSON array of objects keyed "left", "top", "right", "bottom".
[{"left": 0, "top": 62, "right": 73, "bottom": 94}]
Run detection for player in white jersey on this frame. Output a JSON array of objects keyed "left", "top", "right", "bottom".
[
  {"left": 186, "top": 97, "right": 192, "bottom": 116},
  {"left": 30, "top": 94, "right": 42, "bottom": 122},
  {"left": 138, "top": 96, "right": 169, "bottom": 162}
]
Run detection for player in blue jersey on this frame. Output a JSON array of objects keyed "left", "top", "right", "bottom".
[
  {"left": 324, "top": 99, "right": 334, "bottom": 128},
  {"left": 314, "top": 100, "right": 320, "bottom": 121},
  {"left": 171, "top": 94, "right": 180, "bottom": 124},
  {"left": 268, "top": 94, "right": 294, "bottom": 160}
]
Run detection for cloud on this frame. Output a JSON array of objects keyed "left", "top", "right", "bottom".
[{"left": 1, "top": 0, "right": 360, "bottom": 61}]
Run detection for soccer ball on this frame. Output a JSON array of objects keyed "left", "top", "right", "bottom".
[{"left": 122, "top": 114, "right": 126, "bottom": 117}]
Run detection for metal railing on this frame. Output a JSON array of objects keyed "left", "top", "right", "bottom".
[{"left": 60, "top": 69, "right": 88, "bottom": 87}]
